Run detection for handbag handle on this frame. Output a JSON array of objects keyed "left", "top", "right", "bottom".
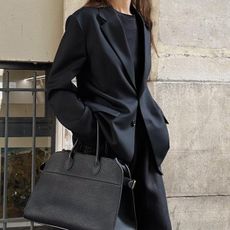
[{"left": 64, "top": 119, "right": 101, "bottom": 173}]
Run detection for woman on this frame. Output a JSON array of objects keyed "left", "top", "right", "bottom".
[{"left": 46, "top": 0, "right": 172, "bottom": 229}]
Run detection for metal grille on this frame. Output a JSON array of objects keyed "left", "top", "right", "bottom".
[{"left": 0, "top": 61, "right": 55, "bottom": 229}]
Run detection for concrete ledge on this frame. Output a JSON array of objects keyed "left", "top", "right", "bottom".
[{"left": 157, "top": 56, "right": 230, "bottom": 81}]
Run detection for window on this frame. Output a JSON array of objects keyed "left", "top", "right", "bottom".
[{"left": 0, "top": 61, "right": 56, "bottom": 229}]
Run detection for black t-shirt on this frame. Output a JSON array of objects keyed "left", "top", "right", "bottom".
[{"left": 114, "top": 9, "right": 143, "bottom": 90}]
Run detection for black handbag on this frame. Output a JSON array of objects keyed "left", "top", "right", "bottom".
[{"left": 23, "top": 119, "right": 138, "bottom": 230}]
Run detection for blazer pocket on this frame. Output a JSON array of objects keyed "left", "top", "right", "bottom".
[{"left": 84, "top": 101, "right": 121, "bottom": 117}]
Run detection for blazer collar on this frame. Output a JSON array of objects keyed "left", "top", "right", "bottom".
[{"left": 97, "top": 3, "right": 151, "bottom": 95}]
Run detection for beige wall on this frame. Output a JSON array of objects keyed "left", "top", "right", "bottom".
[
  {"left": 153, "top": 0, "right": 230, "bottom": 229},
  {"left": 0, "top": 0, "right": 63, "bottom": 62}
]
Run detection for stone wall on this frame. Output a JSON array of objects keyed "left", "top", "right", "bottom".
[
  {"left": 152, "top": 0, "right": 230, "bottom": 229},
  {"left": 0, "top": 0, "right": 63, "bottom": 62}
]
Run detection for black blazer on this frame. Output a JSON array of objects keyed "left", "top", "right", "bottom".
[{"left": 46, "top": 3, "right": 170, "bottom": 175}]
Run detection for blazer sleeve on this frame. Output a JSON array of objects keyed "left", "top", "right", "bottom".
[{"left": 46, "top": 14, "right": 96, "bottom": 143}]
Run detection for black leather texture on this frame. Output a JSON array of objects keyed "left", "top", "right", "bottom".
[{"left": 23, "top": 121, "right": 137, "bottom": 230}]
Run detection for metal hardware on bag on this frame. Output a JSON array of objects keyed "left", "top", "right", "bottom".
[
  {"left": 128, "top": 179, "right": 136, "bottom": 189},
  {"left": 123, "top": 177, "right": 136, "bottom": 190},
  {"left": 115, "top": 158, "right": 136, "bottom": 189},
  {"left": 114, "top": 158, "right": 138, "bottom": 229}
]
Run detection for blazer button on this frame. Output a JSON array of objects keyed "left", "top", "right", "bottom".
[{"left": 130, "top": 120, "right": 136, "bottom": 127}]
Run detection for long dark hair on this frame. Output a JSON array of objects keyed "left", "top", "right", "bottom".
[{"left": 83, "top": 0, "right": 159, "bottom": 57}]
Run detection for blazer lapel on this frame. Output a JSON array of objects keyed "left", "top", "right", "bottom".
[
  {"left": 133, "top": 6, "right": 152, "bottom": 95},
  {"left": 97, "top": 4, "right": 151, "bottom": 95},
  {"left": 98, "top": 5, "right": 136, "bottom": 90},
  {"left": 128, "top": 3, "right": 151, "bottom": 95}
]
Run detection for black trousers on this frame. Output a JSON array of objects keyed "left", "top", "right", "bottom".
[
  {"left": 128, "top": 107, "right": 172, "bottom": 230},
  {"left": 73, "top": 108, "right": 172, "bottom": 230}
]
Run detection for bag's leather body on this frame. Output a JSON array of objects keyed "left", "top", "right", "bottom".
[{"left": 23, "top": 122, "right": 137, "bottom": 230}]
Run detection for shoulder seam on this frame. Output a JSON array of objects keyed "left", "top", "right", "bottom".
[
  {"left": 67, "top": 13, "right": 88, "bottom": 59},
  {"left": 70, "top": 13, "right": 86, "bottom": 36}
]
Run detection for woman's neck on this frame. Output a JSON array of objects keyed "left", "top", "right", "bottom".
[{"left": 109, "top": 0, "right": 132, "bottom": 15}]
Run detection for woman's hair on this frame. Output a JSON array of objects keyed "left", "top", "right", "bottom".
[{"left": 84, "top": 0, "right": 159, "bottom": 57}]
